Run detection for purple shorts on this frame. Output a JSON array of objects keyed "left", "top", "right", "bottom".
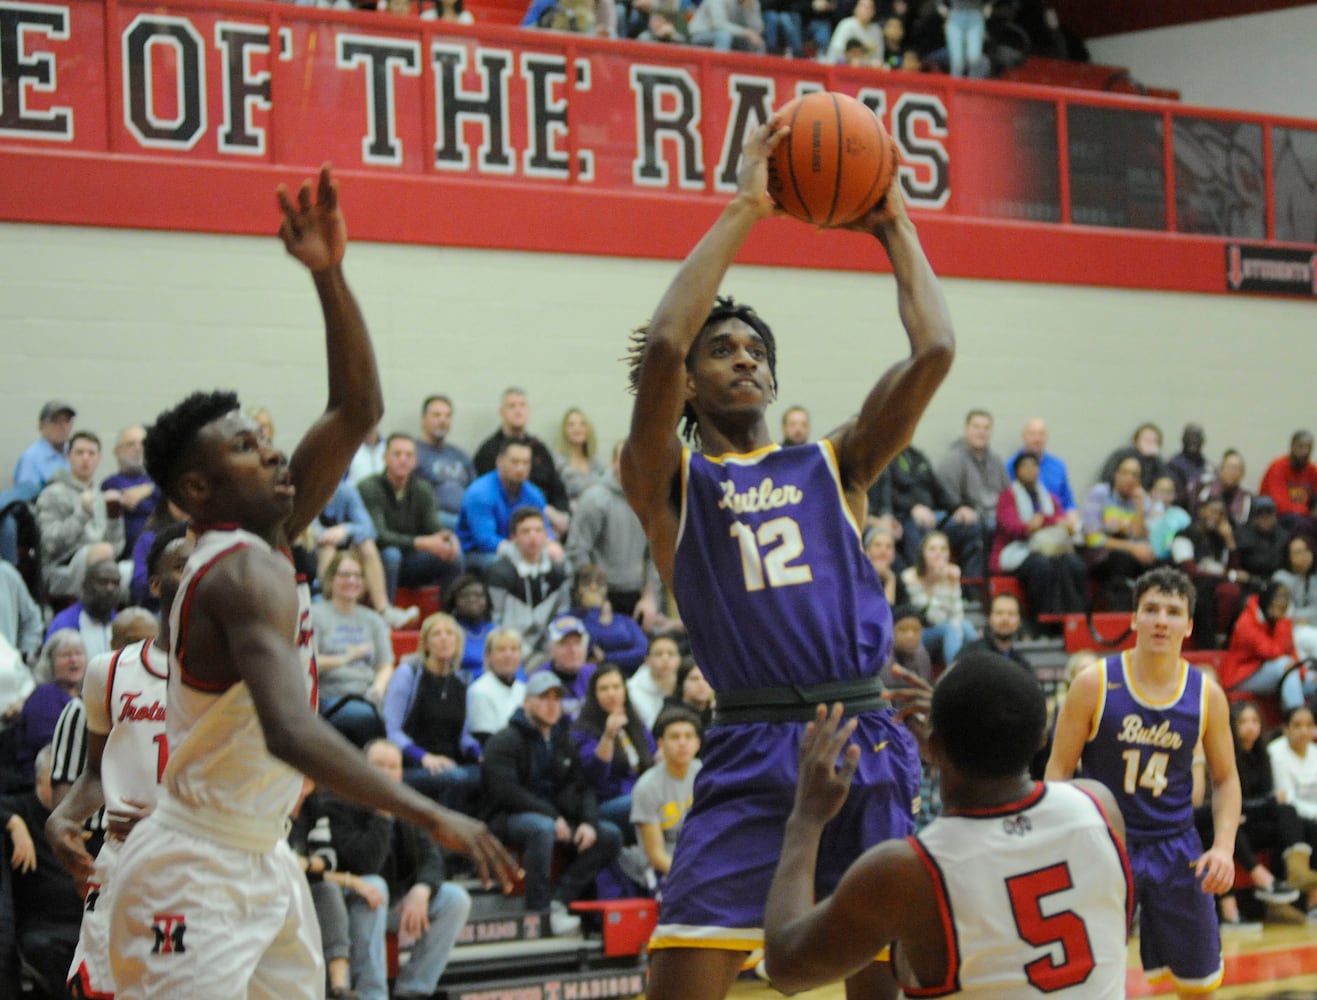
[
  {"left": 650, "top": 709, "right": 920, "bottom": 950},
  {"left": 1129, "top": 828, "right": 1223, "bottom": 989}
]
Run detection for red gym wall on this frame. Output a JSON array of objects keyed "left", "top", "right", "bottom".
[{"left": 1, "top": 0, "right": 1316, "bottom": 297}]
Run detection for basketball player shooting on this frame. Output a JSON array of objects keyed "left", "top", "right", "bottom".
[
  {"left": 107, "top": 165, "right": 517, "bottom": 1000},
  {"left": 622, "top": 121, "right": 955, "bottom": 1000}
]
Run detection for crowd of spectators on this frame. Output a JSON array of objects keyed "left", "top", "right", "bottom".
[
  {"left": 296, "top": 0, "right": 1089, "bottom": 77},
  {"left": 4, "top": 388, "right": 1317, "bottom": 993}
]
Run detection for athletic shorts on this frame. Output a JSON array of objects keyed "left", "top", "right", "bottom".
[
  {"left": 108, "top": 814, "right": 324, "bottom": 1000},
  {"left": 69, "top": 836, "right": 122, "bottom": 998},
  {"left": 1129, "top": 828, "right": 1223, "bottom": 991},
  {"left": 650, "top": 709, "right": 920, "bottom": 951}
]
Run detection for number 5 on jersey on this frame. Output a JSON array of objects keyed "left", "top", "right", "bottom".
[{"left": 730, "top": 517, "right": 813, "bottom": 592}]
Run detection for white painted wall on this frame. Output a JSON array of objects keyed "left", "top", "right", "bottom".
[
  {"left": 1, "top": 220, "right": 1310, "bottom": 501},
  {"left": 1087, "top": 6, "right": 1317, "bottom": 120}
]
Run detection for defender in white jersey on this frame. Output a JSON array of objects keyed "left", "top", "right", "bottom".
[
  {"left": 764, "top": 651, "right": 1133, "bottom": 998},
  {"left": 106, "top": 167, "right": 516, "bottom": 1000},
  {"left": 47, "top": 524, "right": 189, "bottom": 999}
]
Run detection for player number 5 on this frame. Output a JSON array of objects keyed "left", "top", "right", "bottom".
[
  {"left": 1006, "top": 863, "right": 1095, "bottom": 992},
  {"left": 729, "top": 517, "right": 813, "bottom": 592}
]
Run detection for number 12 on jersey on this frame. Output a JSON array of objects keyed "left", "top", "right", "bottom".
[{"left": 729, "top": 517, "right": 814, "bottom": 592}]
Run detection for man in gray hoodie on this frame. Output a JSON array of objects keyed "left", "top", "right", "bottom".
[{"left": 565, "top": 443, "right": 661, "bottom": 629}]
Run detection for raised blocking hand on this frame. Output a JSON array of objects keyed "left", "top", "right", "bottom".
[
  {"left": 792, "top": 704, "right": 861, "bottom": 829},
  {"left": 277, "top": 163, "right": 346, "bottom": 273}
]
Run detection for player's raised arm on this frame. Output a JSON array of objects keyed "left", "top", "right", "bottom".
[
  {"left": 621, "top": 127, "right": 784, "bottom": 553},
  {"left": 1045, "top": 662, "right": 1104, "bottom": 780},
  {"left": 277, "top": 165, "right": 384, "bottom": 539},
  {"left": 198, "top": 549, "right": 518, "bottom": 891},
  {"left": 1196, "top": 679, "right": 1240, "bottom": 895},
  {"left": 828, "top": 185, "right": 955, "bottom": 505}
]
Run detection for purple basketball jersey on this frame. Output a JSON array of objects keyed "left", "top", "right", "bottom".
[
  {"left": 673, "top": 442, "right": 892, "bottom": 692},
  {"left": 1081, "top": 653, "right": 1206, "bottom": 836}
]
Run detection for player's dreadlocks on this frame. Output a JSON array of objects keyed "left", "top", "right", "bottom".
[
  {"left": 145, "top": 390, "right": 241, "bottom": 505},
  {"left": 626, "top": 296, "right": 779, "bottom": 447}
]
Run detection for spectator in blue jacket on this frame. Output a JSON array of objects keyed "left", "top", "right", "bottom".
[
  {"left": 457, "top": 438, "right": 562, "bottom": 572},
  {"left": 561, "top": 564, "right": 649, "bottom": 674}
]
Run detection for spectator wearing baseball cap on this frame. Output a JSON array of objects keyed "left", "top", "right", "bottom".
[
  {"left": 528, "top": 616, "right": 596, "bottom": 721},
  {"left": 479, "top": 667, "right": 623, "bottom": 936},
  {"left": 12, "top": 400, "right": 76, "bottom": 491}
]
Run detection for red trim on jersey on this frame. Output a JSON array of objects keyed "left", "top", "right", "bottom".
[
  {"left": 103, "top": 645, "right": 128, "bottom": 729},
  {"left": 942, "top": 781, "right": 1046, "bottom": 819},
  {"left": 903, "top": 836, "right": 960, "bottom": 997},
  {"left": 71, "top": 960, "right": 115, "bottom": 998},
  {"left": 1072, "top": 784, "right": 1137, "bottom": 936},
  {"left": 140, "top": 639, "right": 168, "bottom": 681},
  {"left": 190, "top": 521, "right": 241, "bottom": 535},
  {"left": 175, "top": 541, "right": 250, "bottom": 693}
]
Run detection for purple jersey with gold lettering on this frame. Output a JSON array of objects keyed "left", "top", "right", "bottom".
[
  {"left": 1080, "top": 653, "right": 1206, "bottom": 837},
  {"left": 673, "top": 441, "right": 891, "bottom": 691}
]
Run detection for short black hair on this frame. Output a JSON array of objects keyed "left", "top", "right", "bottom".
[
  {"left": 145, "top": 520, "right": 190, "bottom": 578},
  {"left": 1011, "top": 451, "right": 1039, "bottom": 476},
  {"left": 145, "top": 390, "right": 241, "bottom": 504},
  {"left": 653, "top": 705, "right": 702, "bottom": 742},
  {"left": 498, "top": 436, "right": 533, "bottom": 458},
  {"left": 385, "top": 432, "right": 414, "bottom": 450},
  {"left": 421, "top": 394, "right": 452, "bottom": 414},
  {"left": 1133, "top": 566, "right": 1197, "bottom": 616},
  {"left": 932, "top": 650, "right": 1046, "bottom": 778},
  {"left": 626, "top": 295, "right": 778, "bottom": 447},
  {"left": 1284, "top": 704, "right": 1314, "bottom": 727},
  {"left": 890, "top": 603, "right": 921, "bottom": 624}
]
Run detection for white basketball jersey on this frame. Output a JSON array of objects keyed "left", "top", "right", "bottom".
[
  {"left": 81, "top": 640, "right": 168, "bottom": 817},
  {"left": 163, "top": 527, "right": 316, "bottom": 847},
  {"left": 902, "top": 782, "right": 1132, "bottom": 999}
]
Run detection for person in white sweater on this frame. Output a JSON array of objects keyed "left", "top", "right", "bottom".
[
  {"left": 1268, "top": 705, "right": 1317, "bottom": 909},
  {"left": 466, "top": 627, "right": 527, "bottom": 746},
  {"left": 627, "top": 635, "right": 682, "bottom": 731}
]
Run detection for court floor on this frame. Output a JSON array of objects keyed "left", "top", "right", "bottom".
[{"left": 725, "top": 923, "right": 1317, "bottom": 998}]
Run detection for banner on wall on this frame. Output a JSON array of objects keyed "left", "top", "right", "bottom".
[
  {"left": 0, "top": 0, "right": 969, "bottom": 206},
  {"left": 1225, "top": 244, "right": 1317, "bottom": 297}
]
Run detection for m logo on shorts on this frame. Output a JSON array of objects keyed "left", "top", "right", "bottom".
[{"left": 151, "top": 913, "right": 187, "bottom": 955}]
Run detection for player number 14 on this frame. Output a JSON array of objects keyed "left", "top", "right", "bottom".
[
  {"left": 729, "top": 517, "right": 814, "bottom": 592},
  {"left": 1121, "top": 749, "right": 1169, "bottom": 797}
]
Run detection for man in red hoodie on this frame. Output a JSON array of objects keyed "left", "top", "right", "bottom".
[{"left": 1259, "top": 431, "right": 1317, "bottom": 528}]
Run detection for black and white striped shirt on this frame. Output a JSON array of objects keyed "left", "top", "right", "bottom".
[{"left": 49, "top": 696, "right": 107, "bottom": 833}]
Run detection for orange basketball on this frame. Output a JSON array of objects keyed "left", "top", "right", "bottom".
[{"left": 767, "top": 91, "right": 899, "bottom": 227}]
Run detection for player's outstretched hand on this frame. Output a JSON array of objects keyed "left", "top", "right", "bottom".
[
  {"left": 45, "top": 812, "right": 94, "bottom": 885},
  {"left": 1194, "top": 845, "right": 1234, "bottom": 896},
  {"left": 427, "top": 810, "right": 522, "bottom": 893},
  {"left": 792, "top": 704, "right": 860, "bottom": 828},
  {"left": 736, "top": 122, "right": 789, "bottom": 220},
  {"left": 884, "top": 664, "right": 932, "bottom": 755},
  {"left": 277, "top": 163, "right": 346, "bottom": 273}
]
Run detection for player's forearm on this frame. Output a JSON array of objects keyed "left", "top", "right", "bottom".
[
  {"left": 764, "top": 815, "right": 827, "bottom": 977},
  {"left": 268, "top": 712, "right": 443, "bottom": 831},
  {"left": 648, "top": 198, "right": 761, "bottom": 347},
  {"left": 313, "top": 266, "right": 384, "bottom": 427},
  {"left": 49, "top": 770, "right": 106, "bottom": 830},
  {"left": 877, "top": 218, "right": 955, "bottom": 360},
  {"left": 1210, "top": 776, "right": 1241, "bottom": 855}
]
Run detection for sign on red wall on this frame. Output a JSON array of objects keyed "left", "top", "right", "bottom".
[{"left": 2, "top": 0, "right": 1314, "bottom": 296}]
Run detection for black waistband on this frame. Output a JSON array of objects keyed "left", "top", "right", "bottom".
[{"left": 710, "top": 676, "right": 887, "bottom": 727}]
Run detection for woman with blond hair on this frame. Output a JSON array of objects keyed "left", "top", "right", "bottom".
[
  {"left": 555, "top": 407, "right": 605, "bottom": 508},
  {"left": 382, "top": 612, "right": 481, "bottom": 813}
]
